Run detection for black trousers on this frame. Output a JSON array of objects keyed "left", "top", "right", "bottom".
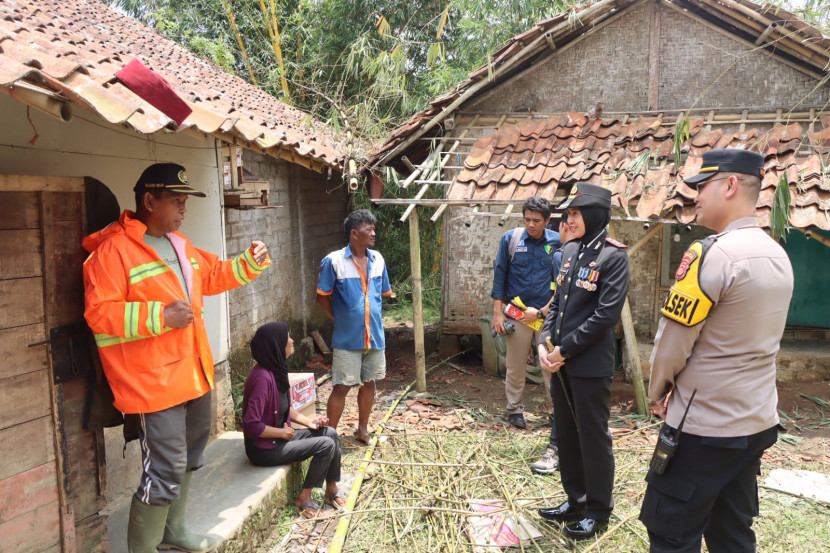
[
  {"left": 639, "top": 426, "right": 778, "bottom": 553},
  {"left": 245, "top": 426, "right": 341, "bottom": 489},
  {"left": 552, "top": 373, "right": 614, "bottom": 521}
]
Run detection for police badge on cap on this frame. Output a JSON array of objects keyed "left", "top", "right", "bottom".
[
  {"left": 683, "top": 149, "right": 764, "bottom": 189},
  {"left": 558, "top": 182, "right": 612, "bottom": 209}
]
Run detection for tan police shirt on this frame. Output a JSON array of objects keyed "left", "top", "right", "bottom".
[{"left": 649, "top": 217, "right": 794, "bottom": 437}]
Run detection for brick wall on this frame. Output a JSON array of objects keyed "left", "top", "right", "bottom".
[
  {"left": 225, "top": 152, "right": 347, "bottom": 351},
  {"left": 441, "top": 212, "right": 662, "bottom": 338},
  {"left": 467, "top": 1, "right": 652, "bottom": 114},
  {"left": 468, "top": 2, "right": 829, "bottom": 114},
  {"left": 441, "top": 1, "right": 830, "bottom": 338}
]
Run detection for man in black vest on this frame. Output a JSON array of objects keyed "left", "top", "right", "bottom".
[{"left": 536, "top": 182, "right": 630, "bottom": 539}]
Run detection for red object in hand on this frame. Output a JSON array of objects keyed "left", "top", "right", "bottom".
[{"left": 116, "top": 59, "right": 192, "bottom": 126}]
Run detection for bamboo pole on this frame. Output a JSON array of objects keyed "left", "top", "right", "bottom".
[
  {"left": 327, "top": 361, "right": 447, "bottom": 553},
  {"left": 800, "top": 228, "right": 830, "bottom": 249},
  {"left": 410, "top": 208, "right": 427, "bottom": 393},
  {"left": 258, "top": 0, "right": 291, "bottom": 102},
  {"left": 627, "top": 222, "right": 664, "bottom": 257},
  {"left": 609, "top": 224, "right": 649, "bottom": 416},
  {"left": 220, "top": 0, "right": 259, "bottom": 86}
]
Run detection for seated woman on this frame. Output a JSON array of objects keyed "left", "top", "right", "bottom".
[{"left": 242, "top": 322, "right": 346, "bottom": 518}]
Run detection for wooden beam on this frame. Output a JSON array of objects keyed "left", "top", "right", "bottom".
[
  {"left": 627, "top": 222, "right": 664, "bottom": 256},
  {"left": 648, "top": 2, "right": 661, "bottom": 111},
  {"left": 0, "top": 175, "right": 84, "bottom": 193},
  {"left": 800, "top": 228, "right": 830, "bottom": 249},
  {"left": 400, "top": 115, "right": 479, "bottom": 222},
  {"left": 609, "top": 224, "right": 648, "bottom": 416},
  {"left": 409, "top": 209, "right": 427, "bottom": 393}
]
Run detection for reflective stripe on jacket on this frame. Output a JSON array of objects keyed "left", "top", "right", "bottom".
[{"left": 83, "top": 210, "right": 270, "bottom": 413}]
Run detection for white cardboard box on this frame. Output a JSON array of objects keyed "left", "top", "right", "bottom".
[{"left": 288, "top": 372, "right": 317, "bottom": 427}]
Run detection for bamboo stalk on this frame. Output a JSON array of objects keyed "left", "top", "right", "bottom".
[
  {"left": 327, "top": 360, "right": 450, "bottom": 552},
  {"left": 609, "top": 224, "right": 649, "bottom": 415},
  {"left": 220, "top": 0, "right": 259, "bottom": 86}
]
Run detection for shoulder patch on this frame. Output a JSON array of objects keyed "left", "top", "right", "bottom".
[
  {"left": 605, "top": 236, "right": 628, "bottom": 249},
  {"left": 660, "top": 240, "right": 714, "bottom": 326}
]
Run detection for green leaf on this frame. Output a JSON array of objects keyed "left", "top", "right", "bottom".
[
  {"left": 771, "top": 173, "right": 791, "bottom": 242},
  {"left": 674, "top": 116, "right": 690, "bottom": 169},
  {"left": 426, "top": 42, "right": 443, "bottom": 67}
]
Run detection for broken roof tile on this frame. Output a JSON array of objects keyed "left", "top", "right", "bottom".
[{"left": 447, "top": 113, "right": 830, "bottom": 229}]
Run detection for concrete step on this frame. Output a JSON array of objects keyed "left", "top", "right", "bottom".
[{"left": 106, "top": 431, "right": 297, "bottom": 552}]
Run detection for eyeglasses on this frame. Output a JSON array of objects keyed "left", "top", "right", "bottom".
[{"left": 696, "top": 175, "right": 742, "bottom": 188}]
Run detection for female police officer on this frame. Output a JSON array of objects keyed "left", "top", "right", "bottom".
[{"left": 536, "top": 182, "right": 630, "bottom": 540}]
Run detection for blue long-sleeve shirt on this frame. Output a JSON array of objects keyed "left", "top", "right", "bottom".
[{"left": 491, "top": 228, "right": 560, "bottom": 309}]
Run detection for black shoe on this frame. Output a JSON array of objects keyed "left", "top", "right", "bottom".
[
  {"left": 564, "top": 518, "right": 608, "bottom": 540},
  {"left": 538, "top": 500, "right": 585, "bottom": 523},
  {"left": 507, "top": 413, "right": 526, "bottom": 429}
]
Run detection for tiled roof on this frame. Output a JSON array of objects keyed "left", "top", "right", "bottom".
[
  {"left": 450, "top": 112, "right": 830, "bottom": 230},
  {"left": 371, "top": 0, "right": 830, "bottom": 167},
  {"left": 0, "top": 0, "right": 342, "bottom": 170}
]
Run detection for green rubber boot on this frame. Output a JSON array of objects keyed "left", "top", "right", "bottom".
[
  {"left": 159, "top": 471, "right": 218, "bottom": 552},
  {"left": 127, "top": 497, "right": 169, "bottom": 553}
]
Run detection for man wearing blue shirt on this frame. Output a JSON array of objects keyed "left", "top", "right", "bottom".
[
  {"left": 491, "top": 197, "right": 560, "bottom": 432},
  {"left": 317, "top": 210, "right": 392, "bottom": 444}
]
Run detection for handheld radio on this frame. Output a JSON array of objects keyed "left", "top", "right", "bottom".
[{"left": 649, "top": 388, "right": 697, "bottom": 475}]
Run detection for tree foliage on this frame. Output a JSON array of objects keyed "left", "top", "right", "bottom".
[{"left": 105, "top": 0, "right": 571, "bottom": 143}]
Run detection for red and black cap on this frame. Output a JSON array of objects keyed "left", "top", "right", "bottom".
[
  {"left": 684, "top": 149, "right": 765, "bottom": 188},
  {"left": 558, "top": 182, "right": 612, "bottom": 210},
  {"left": 134, "top": 163, "right": 206, "bottom": 197}
]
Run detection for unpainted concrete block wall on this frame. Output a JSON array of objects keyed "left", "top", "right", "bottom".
[
  {"left": 441, "top": 211, "right": 662, "bottom": 337},
  {"left": 225, "top": 152, "right": 347, "bottom": 351}
]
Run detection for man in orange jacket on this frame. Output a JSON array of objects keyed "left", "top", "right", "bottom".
[{"left": 83, "top": 163, "right": 271, "bottom": 553}]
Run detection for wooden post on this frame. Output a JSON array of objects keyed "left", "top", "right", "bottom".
[
  {"left": 409, "top": 208, "right": 427, "bottom": 393},
  {"left": 609, "top": 224, "right": 649, "bottom": 416}
]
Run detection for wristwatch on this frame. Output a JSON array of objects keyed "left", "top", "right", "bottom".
[{"left": 537, "top": 309, "right": 545, "bottom": 320}]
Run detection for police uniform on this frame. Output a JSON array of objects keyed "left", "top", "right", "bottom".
[
  {"left": 639, "top": 150, "right": 794, "bottom": 553},
  {"left": 538, "top": 183, "right": 631, "bottom": 532}
]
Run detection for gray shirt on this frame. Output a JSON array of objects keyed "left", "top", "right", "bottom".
[
  {"left": 144, "top": 233, "right": 189, "bottom": 300},
  {"left": 649, "top": 217, "right": 794, "bottom": 437}
]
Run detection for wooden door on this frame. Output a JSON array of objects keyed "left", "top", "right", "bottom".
[{"left": 0, "top": 176, "right": 106, "bottom": 553}]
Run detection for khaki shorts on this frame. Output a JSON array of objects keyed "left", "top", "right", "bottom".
[{"left": 332, "top": 348, "right": 386, "bottom": 386}]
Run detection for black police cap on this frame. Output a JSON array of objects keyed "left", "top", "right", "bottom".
[
  {"left": 558, "top": 182, "right": 612, "bottom": 210},
  {"left": 684, "top": 149, "right": 764, "bottom": 188},
  {"left": 134, "top": 163, "right": 206, "bottom": 197}
]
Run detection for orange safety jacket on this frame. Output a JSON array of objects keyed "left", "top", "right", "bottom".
[{"left": 83, "top": 210, "right": 271, "bottom": 414}]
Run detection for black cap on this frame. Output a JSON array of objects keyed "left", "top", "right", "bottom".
[
  {"left": 558, "top": 182, "right": 612, "bottom": 209},
  {"left": 684, "top": 149, "right": 764, "bottom": 188},
  {"left": 134, "top": 163, "right": 206, "bottom": 197}
]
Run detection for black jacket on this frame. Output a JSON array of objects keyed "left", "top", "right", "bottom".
[{"left": 540, "top": 230, "right": 630, "bottom": 378}]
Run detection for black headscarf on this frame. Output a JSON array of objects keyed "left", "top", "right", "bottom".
[
  {"left": 250, "top": 322, "right": 290, "bottom": 393},
  {"left": 577, "top": 206, "right": 611, "bottom": 247}
]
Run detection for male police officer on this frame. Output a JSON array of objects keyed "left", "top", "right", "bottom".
[
  {"left": 537, "top": 183, "right": 630, "bottom": 539},
  {"left": 639, "top": 149, "right": 794, "bottom": 553},
  {"left": 491, "top": 197, "right": 560, "bottom": 430}
]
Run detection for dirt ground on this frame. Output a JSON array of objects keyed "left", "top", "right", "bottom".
[
  {"left": 261, "top": 324, "right": 830, "bottom": 553},
  {"left": 322, "top": 323, "right": 830, "bottom": 441}
]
